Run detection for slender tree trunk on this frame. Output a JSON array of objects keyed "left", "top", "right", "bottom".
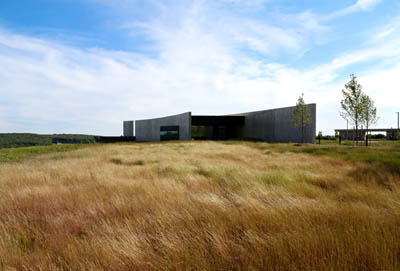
[{"left": 355, "top": 117, "right": 358, "bottom": 147}]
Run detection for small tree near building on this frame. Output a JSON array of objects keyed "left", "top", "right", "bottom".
[
  {"left": 318, "top": 131, "right": 323, "bottom": 144},
  {"left": 361, "top": 94, "right": 378, "bottom": 147},
  {"left": 340, "top": 74, "right": 365, "bottom": 146},
  {"left": 293, "top": 93, "right": 312, "bottom": 143}
]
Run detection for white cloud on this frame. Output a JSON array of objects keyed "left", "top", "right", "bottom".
[
  {"left": 0, "top": 21, "right": 313, "bottom": 134},
  {"left": 353, "top": 0, "right": 382, "bottom": 10},
  {"left": 217, "top": 0, "right": 271, "bottom": 6},
  {"left": 326, "top": 0, "right": 382, "bottom": 20},
  {"left": 370, "top": 16, "right": 400, "bottom": 42},
  {"left": 0, "top": 1, "right": 398, "bottom": 135},
  {"left": 127, "top": 1, "right": 328, "bottom": 58}
]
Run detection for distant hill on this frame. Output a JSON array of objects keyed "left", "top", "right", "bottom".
[{"left": 0, "top": 133, "right": 97, "bottom": 148}]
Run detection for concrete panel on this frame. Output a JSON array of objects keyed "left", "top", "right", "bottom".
[
  {"left": 135, "top": 112, "right": 192, "bottom": 142},
  {"left": 123, "top": 121, "right": 134, "bottom": 137},
  {"left": 232, "top": 104, "right": 316, "bottom": 143}
]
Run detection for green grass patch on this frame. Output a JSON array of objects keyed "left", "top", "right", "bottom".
[
  {"left": 295, "top": 145, "right": 400, "bottom": 173},
  {"left": 239, "top": 140, "right": 400, "bottom": 174},
  {"left": 0, "top": 144, "right": 88, "bottom": 162}
]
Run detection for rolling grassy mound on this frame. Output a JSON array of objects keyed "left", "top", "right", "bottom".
[
  {"left": 0, "top": 141, "right": 399, "bottom": 270},
  {"left": 0, "top": 133, "right": 97, "bottom": 148}
]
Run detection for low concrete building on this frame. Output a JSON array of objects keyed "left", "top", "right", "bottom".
[
  {"left": 124, "top": 104, "right": 316, "bottom": 143},
  {"left": 335, "top": 128, "right": 399, "bottom": 140}
]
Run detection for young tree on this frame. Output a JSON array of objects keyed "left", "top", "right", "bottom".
[
  {"left": 340, "top": 74, "right": 365, "bottom": 146},
  {"left": 318, "top": 131, "right": 323, "bottom": 144},
  {"left": 293, "top": 93, "right": 312, "bottom": 143},
  {"left": 361, "top": 94, "right": 378, "bottom": 147}
]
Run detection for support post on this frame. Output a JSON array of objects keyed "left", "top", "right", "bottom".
[{"left": 397, "top": 112, "right": 399, "bottom": 140}]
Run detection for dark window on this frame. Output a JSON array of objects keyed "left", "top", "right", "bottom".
[{"left": 160, "top": 126, "right": 179, "bottom": 141}]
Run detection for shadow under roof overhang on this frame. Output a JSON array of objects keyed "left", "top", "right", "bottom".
[{"left": 191, "top": 115, "right": 245, "bottom": 126}]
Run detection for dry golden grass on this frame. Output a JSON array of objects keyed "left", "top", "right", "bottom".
[{"left": 0, "top": 141, "right": 399, "bottom": 270}]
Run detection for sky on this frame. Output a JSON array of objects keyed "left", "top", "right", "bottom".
[{"left": 0, "top": 0, "right": 399, "bottom": 136}]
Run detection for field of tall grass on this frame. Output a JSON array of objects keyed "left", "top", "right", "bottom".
[{"left": 0, "top": 141, "right": 399, "bottom": 270}]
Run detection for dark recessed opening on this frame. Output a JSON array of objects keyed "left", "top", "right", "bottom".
[{"left": 191, "top": 116, "right": 245, "bottom": 140}]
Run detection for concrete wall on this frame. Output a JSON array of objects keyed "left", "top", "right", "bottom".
[
  {"left": 233, "top": 104, "right": 316, "bottom": 143},
  {"left": 135, "top": 112, "right": 192, "bottom": 142},
  {"left": 123, "top": 121, "right": 134, "bottom": 137}
]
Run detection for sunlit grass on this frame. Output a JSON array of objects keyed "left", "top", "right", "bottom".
[
  {"left": 0, "top": 141, "right": 399, "bottom": 270},
  {"left": 241, "top": 140, "right": 400, "bottom": 173}
]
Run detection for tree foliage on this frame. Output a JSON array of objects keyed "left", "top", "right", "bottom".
[
  {"left": 340, "top": 74, "right": 365, "bottom": 145},
  {"left": 340, "top": 74, "right": 364, "bottom": 130},
  {"left": 340, "top": 74, "right": 378, "bottom": 146},
  {"left": 293, "top": 93, "right": 312, "bottom": 143},
  {"left": 361, "top": 94, "right": 378, "bottom": 130},
  {"left": 361, "top": 94, "right": 378, "bottom": 146}
]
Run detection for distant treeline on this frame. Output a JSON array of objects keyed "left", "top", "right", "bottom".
[
  {"left": 368, "top": 134, "right": 386, "bottom": 139},
  {"left": 316, "top": 135, "right": 336, "bottom": 140},
  {"left": 0, "top": 133, "right": 135, "bottom": 149}
]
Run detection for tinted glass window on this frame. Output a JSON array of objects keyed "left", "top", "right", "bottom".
[{"left": 160, "top": 126, "right": 179, "bottom": 141}]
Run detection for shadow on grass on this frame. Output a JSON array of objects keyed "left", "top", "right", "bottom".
[{"left": 110, "top": 158, "right": 145, "bottom": 166}]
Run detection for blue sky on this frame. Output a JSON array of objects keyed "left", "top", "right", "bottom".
[{"left": 0, "top": 0, "right": 399, "bottom": 135}]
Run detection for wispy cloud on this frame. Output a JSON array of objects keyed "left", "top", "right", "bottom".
[
  {"left": 370, "top": 16, "right": 400, "bottom": 42},
  {"left": 0, "top": 0, "right": 398, "bottom": 135},
  {"left": 126, "top": 1, "right": 328, "bottom": 58},
  {"left": 326, "top": 0, "right": 382, "bottom": 20}
]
